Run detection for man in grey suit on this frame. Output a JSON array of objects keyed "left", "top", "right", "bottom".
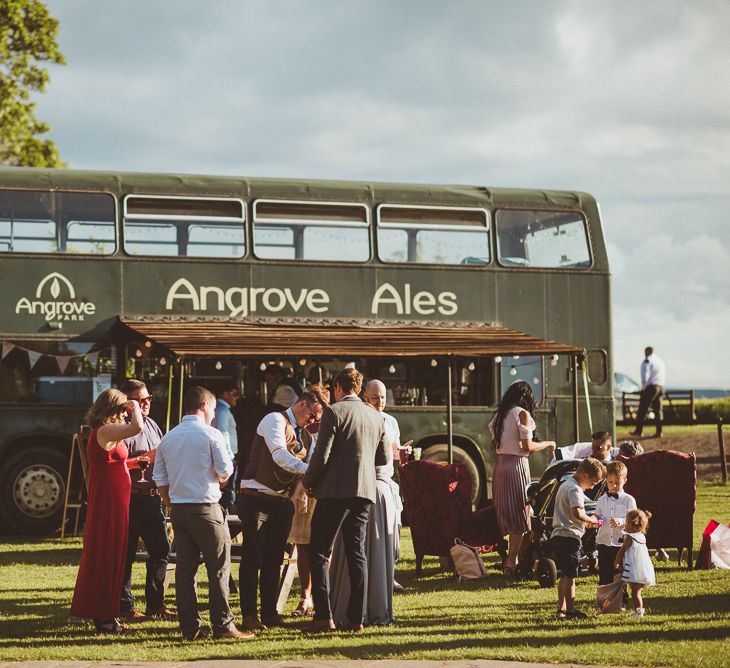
[{"left": 302, "top": 368, "right": 388, "bottom": 633}]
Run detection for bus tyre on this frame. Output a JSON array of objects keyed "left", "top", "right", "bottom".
[
  {"left": 0, "top": 447, "right": 67, "bottom": 535},
  {"left": 537, "top": 557, "right": 557, "bottom": 588},
  {"left": 421, "top": 444, "right": 483, "bottom": 508}
]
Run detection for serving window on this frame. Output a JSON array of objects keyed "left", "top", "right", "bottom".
[
  {"left": 495, "top": 209, "right": 591, "bottom": 269},
  {"left": 123, "top": 195, "right": 245, "bottom": 258},
  {"left": 377, "top": 204, "right": 490, "bottom": 265},
  {"left": 253, "top": 200, "right": 370, "bottom": 262},
  {"left": 0, "top": 190, "right": 116, "bottom": 255}
]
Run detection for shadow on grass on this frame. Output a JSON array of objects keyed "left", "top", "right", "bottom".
[{"left": 0, "top": 547, "right": 82, "bottom": 567}]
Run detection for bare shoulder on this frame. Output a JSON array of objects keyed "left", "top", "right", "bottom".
[{"left": 518, "top": 408, "right": 530, "bottom": 425}]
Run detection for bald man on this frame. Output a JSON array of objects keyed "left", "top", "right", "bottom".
[{"left": 363, "top": 379, "right": 410, "bottom": 594}]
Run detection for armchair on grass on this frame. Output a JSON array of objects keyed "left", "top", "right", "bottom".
[
  {"left": 620, "top": 449, "right": 696, "bottom": 569},
  {"left": 399, "top": 459, "right": 505, "bottom": 576}
]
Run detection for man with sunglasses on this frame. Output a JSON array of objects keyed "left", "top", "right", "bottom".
[
  {"left": 238, "top": 386, "right": 328, "bottom": 631},
  {"left": 119, "top": 378, "right": 174, "bottom": 622}
]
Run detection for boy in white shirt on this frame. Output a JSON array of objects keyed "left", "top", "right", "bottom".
[{"left": 595, "top": 461, "right": 637, "bottom": 585}]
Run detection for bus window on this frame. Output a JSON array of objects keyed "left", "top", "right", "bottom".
[
  {"left": 377, "top": 205, "right": 490, "bottom": 265},
  {"left": 500, "top": 355, "right": 543, "bottom": 404},
  {"left": 586, "top": 349, "right": 608, "bottom": 385},
  {"left": 253, "top": 200, "right": 370, "bottom": 262},
  {"left": 495, "top": 209, "right": 591, "bottom": 268},
  {"left": 123, "top": 196, "right": 245, "bottom": 258},
  {"left": 0, "top": 190, "right": 116, "bottom": 255}
]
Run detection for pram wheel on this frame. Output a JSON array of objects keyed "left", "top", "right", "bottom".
[{"left": 536, "top": 557, "right": 557, "bottom": 588}]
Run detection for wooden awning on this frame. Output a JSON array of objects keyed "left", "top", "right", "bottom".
[{"left": 120, "top": 315, "right": 582, "bottom": 358}]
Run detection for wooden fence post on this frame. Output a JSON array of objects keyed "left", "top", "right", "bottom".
[{"left": 718, "top": 418, "right": 727, "bottom": 483}]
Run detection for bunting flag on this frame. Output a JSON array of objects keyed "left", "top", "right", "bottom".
[
  {"left": 86, "top": 352, "right": 100, "bottom": 366},
  {"left": 56, "top": 356, "right": 72, "bottom": 374},
  {"left": 1, "top": 341, "right": 14, "bottom": 360},
  {"left": 27, "top": 350, "right": 43, "bottom": 369}
]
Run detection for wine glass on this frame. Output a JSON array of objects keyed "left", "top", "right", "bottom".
[{"left": 138, "top": 457, "right": 150, "bottom": 483}]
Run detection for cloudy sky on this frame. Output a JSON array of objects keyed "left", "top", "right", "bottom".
[{"left": 38, "top": 0, "right": 730, "bottom": 387}]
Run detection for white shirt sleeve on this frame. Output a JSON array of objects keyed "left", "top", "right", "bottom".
[
  {"left": 259, "top": 412, "right": 308, "bottom": 475},
  {"left": 152, "top": 441, "right": 169, "bottom": 487},
  {"left": 210, "top": 429, "right": 234, "bottom": 479}
]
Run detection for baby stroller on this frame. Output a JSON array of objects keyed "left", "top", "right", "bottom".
[{"left": 519, "top": 459, "right": 605, "bottom": 587}]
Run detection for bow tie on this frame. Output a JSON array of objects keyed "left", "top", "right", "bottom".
[{"left": 606, "top": 492, "right": 619, "bottom": 499}]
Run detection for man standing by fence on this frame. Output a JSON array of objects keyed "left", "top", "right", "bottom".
[{"left": 631, "top": 346, "right": 666, "bottom": 439}]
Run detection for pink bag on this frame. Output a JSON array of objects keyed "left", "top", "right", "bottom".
[{"left": 596, "top": 574, "right": 625, "bottom": 614}]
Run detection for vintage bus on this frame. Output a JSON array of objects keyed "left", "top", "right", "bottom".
[{"left": 0, "top": 168, "right": 613, "bottom": 534}]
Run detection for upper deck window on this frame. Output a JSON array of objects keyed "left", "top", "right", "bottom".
[
  {"left": 495, "top": 209, "right": 591, "bottom": 269},
  {"left": 253, "top": 200, "right": 370, "bottom": 262},
  {"left": 123, "top": 196, "right": 245, "bottom": 258},
  {"left": 376, "top": 205, "right": 490, "bottom": 265},
  {"left": 0, "top": 190, "right": 116, "bottom": 255}
]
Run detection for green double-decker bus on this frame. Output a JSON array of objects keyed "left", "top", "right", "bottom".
[{"left": 0, "top": 168, "right": 613, "bottom": 534}]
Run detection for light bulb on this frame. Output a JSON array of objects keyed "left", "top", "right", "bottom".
[
  {"left": 494, "top": 356, "right": 502, "bottom": 364},
  {"left": 144, "top": 340, "right": 152, "bottom": 348},
  {"left": 215, "top": 360, "right": 222, "bottom": 370},
  {"left": 513, "top": 355, "right": 520, "bottom": 360},
  {"left": 467, "top": 362, "right": 475, "bottom": 371},
  {"left": 259, "top": 362, "right": 267, "bottom": 371},
  {"left": 509, "top": 366, "right": 517, "bottom": 376},
  {"left": 159, "top": 357, "right": 167, "bottom": 366},
  {"left": 550, "top": 354, "right": 559, "bottom": 367},
  {"left": 533, "top": 377, "right": 540, "bottom": 384},
  {"left": 135, "top": 349, "right": 142, "bottom": 358},
  {"left": 299, "top": 358, "right": 307, "bottom": 366},
  {"left": 388, "top": 364, "right": 396, "bottom": 374},
  {"left": 430, "top": 358, "right": 438, "bottom": 367}
]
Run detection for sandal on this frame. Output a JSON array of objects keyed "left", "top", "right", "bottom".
[
  {"left": 292, "top": 597, "right": 314, "bottom": 618},
  {"left": 95, "top": 619, "right": 131, "bottom": 635}
]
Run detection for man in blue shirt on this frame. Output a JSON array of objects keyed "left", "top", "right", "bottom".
[
  {"left": 212, "top": 383, "right": 240, "bottom": 512},
  {"left": 154, "top": 386, "right": 252, "bottom": 641}
]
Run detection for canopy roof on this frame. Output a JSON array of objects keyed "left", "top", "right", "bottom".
[{"left": 121, "top": 316, "right": 581, "bottom": 358}]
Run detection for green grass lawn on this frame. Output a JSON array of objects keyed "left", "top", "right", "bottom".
[{"left": 1, "top": 482, "right": 729, "bottom": 666}]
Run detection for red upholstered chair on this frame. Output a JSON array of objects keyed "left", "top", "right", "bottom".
[
  {"left": 399, "top": 459, "right": 505, "bottom": 575},
  {"left": 620, "top": 450, "right": 696, "bottom": 569}
]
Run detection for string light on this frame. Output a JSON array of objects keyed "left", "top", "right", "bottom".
[
  {"left": 494, "top": 356, "right": 502, "bottom": 364},
  {"left": 215, "top": 360, "right": 222, "bottom": 370},
  {"left": 144, "top": 341, "right": 152, "bottom": 348},
  {"left": 259, "top": 362, "right": 267, "bottom": 371},
  {"left": 551, "top": 354, "right": 559, "bottom": 367},
  {"left": 388, "top": 364, "right": 396, "bottom": 374},
  {"left": 299, "top": 358, "right": 307, "bottom": 366},
  {"left": 159, "top": 357, "right": 167, "bottom": 366},
  {"left": 135, "top": 349, "right": 142, "bottom": 358},
  {"left": 467, "top": 362, "right": 476, "bottom": 371},
  {"left": 430, "top": 358, "right": 438, "bottom": 367},
  {"left": 533, "top": 377, "right": 540, "bottom": 384},
  {"left": 509, "top": 366, "right": 517, "bottom": 376},
  {"left": 513, "top": 355, "right": 520, "bottom": 360}
]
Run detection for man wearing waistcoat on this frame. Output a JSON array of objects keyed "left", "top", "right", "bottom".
[
  {"left": 302, "top": 368, "right": 388, "bottom": 633},
  {"left": 237, "top": 386, "right": 328, "bottom": 630}
]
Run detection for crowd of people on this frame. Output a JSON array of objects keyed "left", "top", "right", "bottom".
[{"left": 71, "top": 359, "right": 658, "bottom": 639}]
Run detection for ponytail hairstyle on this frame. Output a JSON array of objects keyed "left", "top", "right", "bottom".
[
  {"left": 625, "top": 509, "right": 652, "bottom": 534},
  {"left": 490, "top": 380, "right": 536, "bottom": 449}
]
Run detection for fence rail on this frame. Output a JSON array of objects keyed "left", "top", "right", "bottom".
[{"left": 618, "top": 389, "right": 696, "bottom": 425}]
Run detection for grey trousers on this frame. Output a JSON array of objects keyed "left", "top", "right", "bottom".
[{"left": 170, "top": 503, "right": 236, "bottom": 637}]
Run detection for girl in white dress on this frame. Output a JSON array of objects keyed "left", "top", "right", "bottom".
[{"left": 614, "top": 509, "right": 656, "bottom": 617}]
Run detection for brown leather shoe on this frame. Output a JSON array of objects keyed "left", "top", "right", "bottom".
[
  {"left": 242, "top": 614, "right": 267, "bottom": 631},
  {"left": 213, "top": 627, "right": 255, "bottom": 640},
  {"left": 302, "top": 618, "right": 337, "bottom": 634},
  {"left": 340, "top": 622, "right": 365, "bottom": 632},
  {"left": 121, "top": 609, "right": 151, "bottom": 623},
  {"left": 145, "top": 605, "right": 177, "bottom": 620},
  {"left": 261, "top": 614, "right": 288, "bottom": 628}
]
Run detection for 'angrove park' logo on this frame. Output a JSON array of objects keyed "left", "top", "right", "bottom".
[{"left": 15, "top": 272, "right": 96, "bottom": 322}]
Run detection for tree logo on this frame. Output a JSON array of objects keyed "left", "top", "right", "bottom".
[{"left": 15, "top": 272, "right": 96, "bottom": 323}]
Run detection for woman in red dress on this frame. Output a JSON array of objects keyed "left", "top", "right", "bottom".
[{"left": 70, "top": 389, "right": 143, "bottom": 634}]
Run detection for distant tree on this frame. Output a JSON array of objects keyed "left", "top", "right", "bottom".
[{"left": 0, "top": 0, "right": 65, "bottom": 167}]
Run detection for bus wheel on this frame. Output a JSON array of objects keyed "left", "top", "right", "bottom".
[
  {"left": 0, "top": 447, "right": 67, "bottom": 535},
  {"left": 420, "top": 444, "right": 483, "bottom": 507}
]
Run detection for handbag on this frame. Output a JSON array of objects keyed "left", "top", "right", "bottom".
[
  {"left": 596, "top": 574, "right": 625, "bottom": 613},
  {"left": 450, "top": 538, "right": 486, "bottom": 581}
]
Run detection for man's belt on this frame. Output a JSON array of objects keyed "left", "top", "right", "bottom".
[
  {"left": 131, "top": 487, "right": 159, "bottom": 497},
  {"left": 241, "top": 488, "right": 290, "bottom": 502}
]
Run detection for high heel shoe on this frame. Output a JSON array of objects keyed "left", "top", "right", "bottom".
[{"left": 292, "top": 597, "right": 314, "bottom": 617}]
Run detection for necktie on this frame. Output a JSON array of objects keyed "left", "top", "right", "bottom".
[
  {"left": 607, "top": 492, "right": 619, "bottom": 499},
  {"left": 294, "top": 427, "right": 303, "bottom": 453}
]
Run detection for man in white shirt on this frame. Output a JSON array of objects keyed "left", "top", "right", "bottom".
[
  {"left": 237, "top": 386, "right": 327, "bottom": 630},
  {"left": 154, "top": 386, "right": 251, "bottom": 642},
  {"left": 556, "top": 431, "right": 619, "bottom": 463},
  {"left": 630, "top": 346, "right": 666, "bottom": 438}
]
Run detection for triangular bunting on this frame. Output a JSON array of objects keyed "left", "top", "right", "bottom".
[
  {"left": 56, "top": 355, "right": 72, "bottom": 374},
  {"left": 86, "top": 352, "right": 100, "bottom": 366},
  {"left": 1, "top": 342, "right": 14, "bottom": 360},
  {"left": 27, "top": 350, "right": 43, "bottom": 369}
]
